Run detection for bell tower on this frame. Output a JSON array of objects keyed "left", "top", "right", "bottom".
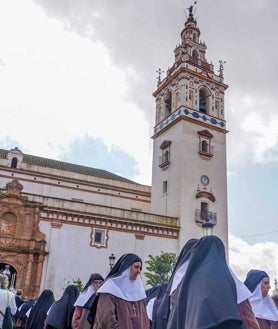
[{"left": 150, "top": 3, "right": 229, "bottom": 248}]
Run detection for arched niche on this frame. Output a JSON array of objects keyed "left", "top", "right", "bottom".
[{"left": 0, "top": 212, "right": 17, "bottom": 236}]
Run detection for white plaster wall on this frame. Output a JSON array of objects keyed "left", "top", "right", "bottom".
[
  {"left": 151, "top": 119, "right": 228, "bottom": 249},
  {"left": 39, "top": 221, "right": 178, "bottom": 298},
  {"left": 151, "top": 121, "right": 184, "bottom": 217}
]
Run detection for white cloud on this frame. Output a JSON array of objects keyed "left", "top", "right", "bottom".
[
  {"left": 229, "top": 234, "right": 278, "bottom": 289},
  {"left": 241, "top": 113, "right": 278, "bottom": 162},
  {"left": 227, "top": 88, "right": 278, "bottom": 167},
  {"left": 0, "top": 0, "right": 152, "bottom": 184}
]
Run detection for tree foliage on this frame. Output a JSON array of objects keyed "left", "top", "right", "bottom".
[
  {"left": 144, "top": 252, "right": 177, "bottom": 287},
  {"left": 73, "top": 277, "right": 84, "bottom": 292}
]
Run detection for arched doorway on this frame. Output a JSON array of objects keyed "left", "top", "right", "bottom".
[{"left": 0, "top": 179, "right": 47, "bottom": 298}]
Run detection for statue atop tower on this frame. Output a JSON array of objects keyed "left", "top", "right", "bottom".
[{"left": 187, "top": 1, "right": 197, "bottom": 18}]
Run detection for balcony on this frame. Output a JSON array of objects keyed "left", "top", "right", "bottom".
[
  {"left": 159, "top": 153, "right": 170, "bottom": 168},
  {"left": 195, "top": 209, "right": 217, "bottom": 226}
]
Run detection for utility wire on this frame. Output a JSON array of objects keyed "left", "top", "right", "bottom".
[{"left": 241, "top": 230, "right": 278, "bottom": 239}]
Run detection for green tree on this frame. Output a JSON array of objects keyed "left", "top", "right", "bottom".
[
  {"left": 73, "top": 277, "right": 83, "bottom": 292},
  {"left": 144, "top": 252, "right": 177, "bottom": 287}
]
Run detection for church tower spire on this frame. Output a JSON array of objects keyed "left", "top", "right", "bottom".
[
  {"left": 151, "top": 2, "right": 229, "bottom": 249},
  {"left": 174, "top": 2, "right": 213, "bottom": 76}
]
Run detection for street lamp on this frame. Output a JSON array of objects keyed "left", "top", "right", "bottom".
[
  {"left": 109, "top": 253, "right": 116, "bottom": 270},
  {"left": 202, "top": 221, "right": 214, "bottom": 236}
]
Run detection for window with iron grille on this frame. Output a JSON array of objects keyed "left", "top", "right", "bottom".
[
  {"left": 90, "top": 228, "right": 108, "bottom": 248},
  {"left": 159, "top": 140, "right": 172, "bottom": 169}
]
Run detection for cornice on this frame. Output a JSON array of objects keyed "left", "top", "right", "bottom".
[
  {"left": 153, "top": 66, "right": 228, "bottom": 97},
  {"left": 41, "top": 208, "right": 180, "bottom": 240}
]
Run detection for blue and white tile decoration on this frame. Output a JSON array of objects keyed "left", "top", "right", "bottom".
[{"left": 154, "top": 107, "right": 226, "bottom": 134}]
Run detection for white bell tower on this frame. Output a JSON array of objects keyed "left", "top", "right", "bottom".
[{"left": 150, "top": 3, "right": 229, "bottom": 249}]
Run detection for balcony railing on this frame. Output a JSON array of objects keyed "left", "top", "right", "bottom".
[
  {"left": 159, "top": 154, "right": 170, "bottom": 168},
  {"left": 195, "top": 209, "right": 217, "bottom": 225}
]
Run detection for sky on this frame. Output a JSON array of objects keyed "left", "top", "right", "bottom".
[{"left": 1, "top": 0, "right": 278, "bottom": 286}]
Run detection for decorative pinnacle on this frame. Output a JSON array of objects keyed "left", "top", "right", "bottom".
[
  {"left": 156, "top": 68, "right": 165, "bottom": 85},
  {"left": 218, "top": 60, "right": 226, "bottom": 77}
]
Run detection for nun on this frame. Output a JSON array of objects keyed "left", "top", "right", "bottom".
[
  {"left": 167, "top": 235, "right": 259, "bottom": 329},
  {"left": 26, "top": 289, "right": 55, "bottom": 329},
  {"left": 152, "top": 238, "right": 199, "bottom": 329},
  {"left": 92, "top": 253, "right": 150, "bottom": 329},
  {"left": 147, "top": 282, "right": 168, "bottom": 329},
  {"left": 244, "top": 270, "right": 278, "bottom": 329},
  {"left": 15, "top": 298, "right": 36, "bottom": 329},
  {"left": 43, "top": 284, "right": 79, "bottom": 329},
  {"left": 71, "top": 273, "right": 104, "bottom": 329}
]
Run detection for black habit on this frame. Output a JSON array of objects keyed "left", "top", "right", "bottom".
[
  {"left": 167, "top": 235, "right": 243, "bottom": 329},
  {"left": 44, "top": 284, "right": 79, "bottom": 329},
  {"left": 153, "top": 238, "right": 199, "bottom": 329}
]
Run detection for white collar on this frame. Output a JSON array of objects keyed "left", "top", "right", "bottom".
[
  {"left": 170, "top": 259, "right": 190, "bottom": 295},
  {"left": 170, "top": 261, "right": 252, "bottom": 305},
  {"left": 74, "top": 285, "right": 94, "bottom": 307},
  {"left": 146, "top": 297, "right": 155, "bottom": 320},
  {"left": 248, "top": 281, "right": 278, "bottom": 321},
  {"left": 97, "top": 268, "right": 146, "bottom": 302},
  {"left": 229, "top": 266, "right": 252, "bottom": 303}
]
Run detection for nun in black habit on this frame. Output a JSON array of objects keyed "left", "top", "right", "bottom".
[
  {"left": 167, "top": 235, "right": 257, "bottom": 329},
  {"left": 15, "top": 298, "right": 36, "bottom": 329},
  {"left": 91, "top": 253, "right": 150, "bottom": 329},
  {"left": 244, "top": 270, "right": 278, "bottom": 328},
  {"left": 72, "top": 273, "right": 104, "bottom": 329},
  {"left": 44, "top": 284, "right": 79, "bottom": 329},
  {"left": 145, "top": 283, "right": 162, "bottom": 323},
  {"left": 26, "top": 289, "right": 55, "bottom": 329},
  {"left": 152, "top": 238, "right": 199, "bottom": 329}
]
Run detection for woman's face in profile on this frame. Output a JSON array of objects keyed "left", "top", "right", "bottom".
[
  {"left": 261, "top": 278, "right": 271, "bottom": 297},
  {"left": 129, "top": 262, "right": 141, "bottom": 280}
]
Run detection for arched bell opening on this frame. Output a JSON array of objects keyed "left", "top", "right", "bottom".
[
  {"left": 164, "top": 90, "right": 172, "bottom": 118},
  {"left": 199, "top": 87, "right": 211, "bottom": 114}
]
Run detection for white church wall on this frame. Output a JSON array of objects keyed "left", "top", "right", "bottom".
[{"left": 39, "top": 220, "right": 178, "bottom": 297}]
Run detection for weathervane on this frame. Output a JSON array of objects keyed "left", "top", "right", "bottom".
[
  {"left": 186, "top": 1, "right": 197, "bottom": 18},
  {"left": 218, "top": 60, "right": 226, "bottom": 77},
  {"left": 156, "top": 68, "right": 165, "bottom": 85}
]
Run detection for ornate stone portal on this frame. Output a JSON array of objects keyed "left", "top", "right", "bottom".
[{"left": 0, "top": 180, "right": 47, "bottom": 298}]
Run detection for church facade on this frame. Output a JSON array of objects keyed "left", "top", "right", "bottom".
[{"left": 0, "top": 5, "right": 228, "bottom": 298}]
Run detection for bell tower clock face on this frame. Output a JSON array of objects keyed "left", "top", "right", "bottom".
[{"left": 201, "top": 175, "right": 209, "bottom": 185}]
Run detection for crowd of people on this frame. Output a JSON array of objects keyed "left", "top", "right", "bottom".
[{"left": 1, "top": 235, "right": 278, "bottom": 328}]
